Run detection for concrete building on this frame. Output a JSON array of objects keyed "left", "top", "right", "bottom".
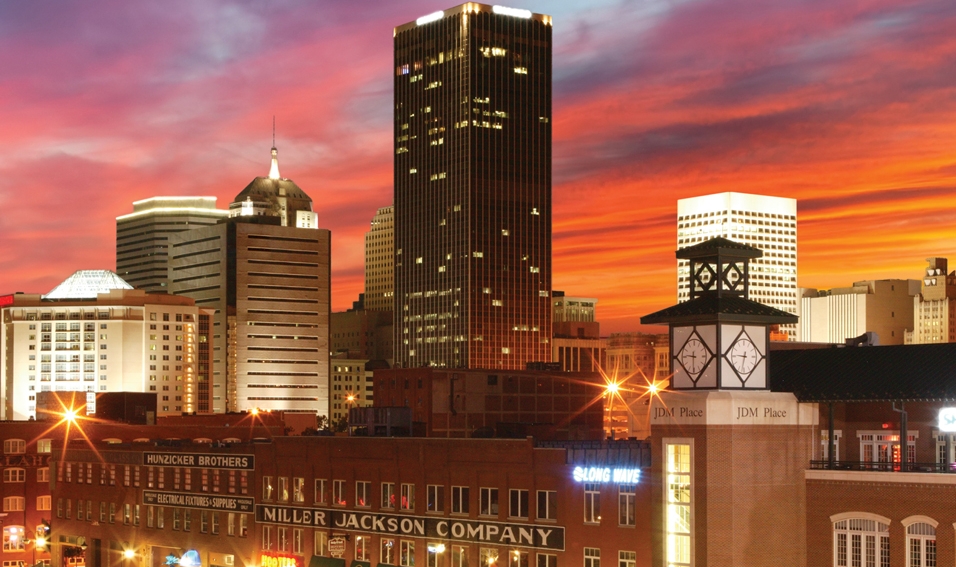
[
  {"left": 364, "top": 206, "right": 394, "bottom": 312},
  {"left": 677, "top": 192, "right": 798, "bottom": 339},
  {"left": 550, "top": 292, "right": 604, "bottom": 373},
  {"left": 393, "top": 4, "right": 553, "bottom": 369},
  {"left": 798, "top": 279, "right": 919, "bottom": 344},
  {"left": 116, "top": 197, "right": 229, "bottom": 292},
  {"left": 373, "top": 367, "right": 605, "bottom": 440},
  {"left": 329, "top": 309, "right": 393, "bottom": 423},
  {"left": 168, "top": 147, "right": 330, "bottom": 416},
  {"left": 907, "top": 257, "right": 956, "bottom": 344},
  {"left": 0, "top": 271, "right": 213, "bottom": 420}
]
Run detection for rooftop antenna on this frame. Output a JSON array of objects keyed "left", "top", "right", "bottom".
[
  {"left": 272, "top": 116, "right": 276, "bottom": 148},
  {"left": 268, "top": 116, "right": 281, "bottom": 180}
]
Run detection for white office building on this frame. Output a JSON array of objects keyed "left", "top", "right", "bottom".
[
  {"left": 677, "top": 192, "right": 798, "bottom": 338},
  {"left": 0, "top": 270, "right": 214, "bottom": 420}
]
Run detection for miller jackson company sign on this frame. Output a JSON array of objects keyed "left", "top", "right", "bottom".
[{"left": 256, "top": 505, "right": 565, "bottom": 551}]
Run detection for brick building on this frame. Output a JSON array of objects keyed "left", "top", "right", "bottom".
[{"left": 52, "top": 436, "right": 650, "bottom": 567}]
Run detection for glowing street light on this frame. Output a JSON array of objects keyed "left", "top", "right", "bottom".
[{"left": 124, "top": 549, "right": 136, "bottom": 560}]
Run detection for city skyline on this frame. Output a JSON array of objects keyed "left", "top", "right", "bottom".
[{"left": 2, "top": 0, "right": 956, "bottom": 334}]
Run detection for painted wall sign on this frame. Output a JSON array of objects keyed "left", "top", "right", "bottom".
[
  {"left": 143, "top": 491, "right": 254, "bottom": 512},
  {"left": 939, "top": 408, "right": 956, "bottom": 432},
  {"left": 256, "top": 505, "right": 565, "bottom": 551},
  {"left": 260, "top": 553, "right": 301, "bottom": 567},
  {"left": 571, "top": 466, "right": 641, "bottom": 484},
  {"left": 142, "top": 452, "right": 254, "bottom": 470}
]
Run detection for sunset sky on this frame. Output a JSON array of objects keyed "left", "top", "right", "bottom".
[{"left": 1, "top": 0, "right": 955, "bottom": 333}]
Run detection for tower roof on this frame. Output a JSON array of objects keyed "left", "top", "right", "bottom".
[
  {"left": 44, "top": 270, "right": 133, "bottom": 300},
  {"left": 676, "top": 236, "right": 762, "bottom": 260},
  {"left": 229, "top": 146, "right": 314, "bottom": 224}
]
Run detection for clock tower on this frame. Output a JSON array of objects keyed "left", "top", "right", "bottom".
[{"left": 641, "top": 237, "right": 797, "bottom": 390}]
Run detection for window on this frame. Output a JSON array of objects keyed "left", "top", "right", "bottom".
[
  {"left": 451, "top": 546, "right": 468, "bottom": 567},
  {"left": 833, "top": 515, "right": 890, "bottom": 567},
  {"left": 509, "top": 551, "right": 528, "bottom": 567},
  {"left": 278, "top": 477, "right": 289, "bottom": 502},
  {"left": 383, "top": 482, "right": 396, "bottom": 509},
  {"left": 858, "top": 431, "right": 917, "bottom": 467},
  {"left": 124, "top": 503, "right": 131, "bottom": 524},
  {"left": 2, "top": 527, "right": 25, "bottom": 551},
  {"left": 355, "top": 535, "right": 368, "bottom": 561},
  {"left": 36, "top": 439, "right": 52, "bottom": 453},
  {"left": 584, "top": 548, "right": 600, "bottom": 567},
  {"left": 821, "top": 430, "right": 843, "bottom": 460},
  {"left": 333, "top": 480, "right": 346, "bottom": 505},
  {"left": 480, "top": 488, "right": 498, "bottom": 516},
  {"left": 427, "top": 543, "right": 442, "bottom": 567},
  {"left": 263, "top": 476, "right": 274, "bottom": 500},
  {"left": 3, "top": 498, "right": 25, "bottom": 512},
  {"left": 99, "top": 502, "right": 106, "bottom": 523},
  {"left": 292, "top": 528, "right": 302, "bottom": 554},
  {"left": 480, "top": 549, "right": 498, "bottom": 567},
  {"left": 262, "top": 525, "right": 273, "bottom": 550},
  {"left": 452, "top": 486, "right": 469, "bottom": 514},
  {"left": 536, "top": 490, "right": 556, "bottom": 521},
  {"left": 184, "top": 509, "right": 192, "bottom": 531},
  {"left": 240, "top": 514, "right": 248, "bottom": 537},
  {"left": 536, "top": 554, "right": 556, "bottom": 567},
  {"left": 619, "top": 485, "right": 636, "bottom": 526},
  {"left": 584, "top": 483, "right": 601, "bottom": 524},
  {"left": 200, "top": 511, "right": 209, "bottom": 533},
  {"left": 3, "top": 440, "right": 25, "bottom": 454},
  {"left": 401, "top": 483, "right": 415, "bottom": 510},
  {"left": 618, "top": 551, "right": 635, "bottom": 567},
  {"left": 227, "top": 513, "right": 235, "bottom": 536},
  {"left": 381, "top": 539, "right": 396, "bottom": 565},
  {"left": 315, "top": 479, "right": 327, "bottom": 504},
  {"left": 293, "top": 477, "right": 305, "bottom": 503},
  {"left": 401, "top": 541, "right": 415, "bottom": 567},
  {"left": 3, "top": 469, "right": 25, "bottom": 483},
  {"left": 904, "top": 519, "right": 936, "bottom": 567},
  {"left": 427, "top": 485, "right": 444, "bottom": 512},
  {"left": 315, "top": 532, "right": 329, "bottom": 557},
  {"left": 278, "top": 527, "right": 288, "bottom": 551},
  {"left": 36, "top": 496, "right": 51, "bottom": 511},
  {"left": 665, "top": 442, "right": 692, "bottom": 567},
  {"left": 509, "top": 489, "right": 528, "bottom": 518},
  {"left": 356, "top": 481, "right": 371, "bottom": 507}
]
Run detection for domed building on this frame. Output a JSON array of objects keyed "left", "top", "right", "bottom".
[{"left": 167, "top": 145, "right": 331, "bottom": 417}]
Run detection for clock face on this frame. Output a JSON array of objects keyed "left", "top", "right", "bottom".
[
  {"left": 729, "top": 337, "right": 759, "bottom": 374},
  {"left": 679, "top": 337, "right": 709, "bottom": 376}
]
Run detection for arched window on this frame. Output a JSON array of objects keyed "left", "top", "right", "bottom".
[
  {"left": 832, "top": 513, "right": 890, "bottom": 567},
  {"left": 2, "top": 469, "right": 25, "bottom": 483},
  {"left": 902, "top": 517, "right": 937, "bottom": 567},
  {"left": 3, "top": 439, "right": 25, "bottom": 454}
]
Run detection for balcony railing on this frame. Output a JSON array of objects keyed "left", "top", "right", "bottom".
[{"left": 810, "top": 460, "right": 955, "bottom": 473}]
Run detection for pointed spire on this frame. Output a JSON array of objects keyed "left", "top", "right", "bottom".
[{"left": 269, "top": 146, "right": 281, "bottom": 180}]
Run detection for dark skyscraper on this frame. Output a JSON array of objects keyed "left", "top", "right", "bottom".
[{"left": 393, "top": 4, "right": 553, "bottom": 369}]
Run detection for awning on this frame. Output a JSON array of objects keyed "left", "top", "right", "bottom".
[
  {"left": 308, "top": 557, "right": 345, "bottom": 567},
  {"left": 352, "top": 562, "right": 371, "bottom": 567}
]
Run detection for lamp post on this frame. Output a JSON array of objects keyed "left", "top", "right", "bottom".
[{"left": 34, "top": 537, "right": 46, "bottom": 567}]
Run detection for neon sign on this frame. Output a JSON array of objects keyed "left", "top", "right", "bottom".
[
  {"left": 939, "top": 408, "right": 956, "bottom": 432},
  {"left": 572, "top": 466, "right": 641, "bottom": 484},
  {"left": 260, "top": 553, "right": 301, "bottom": 567}
]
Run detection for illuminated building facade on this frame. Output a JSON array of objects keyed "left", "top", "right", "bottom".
[
  {"left": 798, "top": 279, "right": 919, "bottom": 344},
  {"left": 907, "top": 257, "right": 956, "bottom": 344},
  {"left": 677, "top": 192, "right": 798, "bottom": 339},
  {"left": 116, "top": 197, "right": 229, "bottom": 293},
  {"left": 393, "top": 4, "right": 553, "bottom": 369},
  {"left": 0, "top": 273, "right": 213, "bottom": 420},
  {"left": 550, "top": 292, "right": 604, "bottom": 373},
  {"left": 365, "top": 206, "right": 394, "bottom": 312},
  {"left": 51, "top": 435, "right": 650, "bottom": 567},
  {"left": 168, "top": 148, "right": 330, "bottom": 416}
]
